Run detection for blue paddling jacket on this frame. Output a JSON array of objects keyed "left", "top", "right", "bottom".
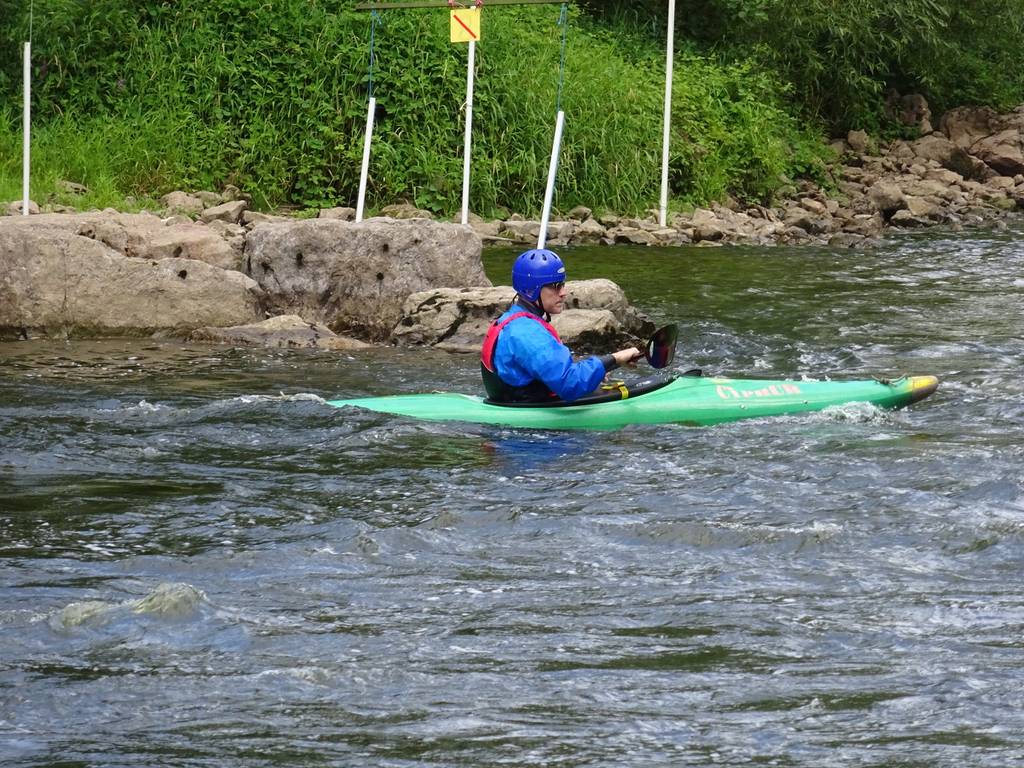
[{"left": 481, "top": 301, "right": 616, "bottom": 403}]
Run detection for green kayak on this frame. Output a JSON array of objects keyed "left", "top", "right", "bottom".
[{"left": 327, "top": 373, "right": 939, "bottom": 430}]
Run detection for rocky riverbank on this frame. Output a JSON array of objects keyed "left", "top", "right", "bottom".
[
  {"left": 3, "top": 105, "right": 1022, "bottom": 351},
  {"left": 0, "top": 211, "right": 654, "bottom": 351},
  {"left": 427, "top": 105, "right": 1024, "bottom": 249}
]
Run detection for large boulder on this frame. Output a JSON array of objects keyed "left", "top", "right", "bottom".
[
  {"left": 0, "top": 228, "right": 264, "bottom": 339},
  {"left": 910, "top": 134, "right": 990, "bottom": 181},
  {"left": 392, "top": 286, "right": 514, "bottom": 351},
  {"left": 244, "top": 218, "right": 487, "bottom": 340},
  {"left": 391, "top": 279, "right": 653, "bottom": 353},
  {"left": 937, "top": 107, "right": 1024, "bottom": 177},
  {"left": 5, "top": 200, "right": 39, "bottom": 216},
  {"left": 3, "top": 212, "right": 242, "bottom": 270},
  {"left": 971, "top": 128, "right": 1024, "bottom": 177},
  {"left": 867, "top": 182, "right": 907, "bottom": 217},
  {"left": 940, "top": 106, "right": 1001, "bottom": 149}
]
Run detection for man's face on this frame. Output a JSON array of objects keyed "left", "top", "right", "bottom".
[{"left": 539, "top": 282, "right": 567, "bottom": 315}]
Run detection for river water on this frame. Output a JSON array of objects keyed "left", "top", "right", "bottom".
[{"left": 1, "top": 227, "right": 1023, "bottom": 766}]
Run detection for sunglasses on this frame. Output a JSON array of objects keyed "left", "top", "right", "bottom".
[{"left": 543, "top": 281, "right": 566, "bottom": 291}]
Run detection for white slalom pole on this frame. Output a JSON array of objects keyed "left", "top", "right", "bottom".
[
  {"left": 659, "top": 0, "right": 675, "bottom": 227},
  {"left": 22, "top": 41, "right": 31, "bottom": 216},
  {"left": 356, "top": 96, "right": 376, "bottom": 223},
  {"left": 538, "top": 109, "right": 565, "bottom": 250},
  {"left": 460, "top": 40, "right": 476, "bottom": 226}
]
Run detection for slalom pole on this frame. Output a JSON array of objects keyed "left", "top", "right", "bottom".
[
  {"left": 659, "top": 0, "right": 675, "bottom": 227},
  {"left": 537, "top": 109, "right": 564, "bottom": 250},
  {"left": 538, "top": 3, "right": 569, "bottom": 249},
  {"left": 356, "top": 97, "right": 375, "bottom": 223},
  {"left": 460, "top": 39, "right": 475, "bottom": 225},
  {"left": 22, "top": 41, "right": 31, "bottom": 216},
  {"left": 357, "top": 11, "right": 381, "bottom": 223}
]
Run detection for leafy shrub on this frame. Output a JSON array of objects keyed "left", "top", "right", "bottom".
[{"left": 586, "top": 0, "right": 1024, "bottom": 132}]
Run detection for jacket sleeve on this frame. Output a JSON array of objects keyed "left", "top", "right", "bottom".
[{"left": 505, "top": 319, "right": 608, "bottom": 401}]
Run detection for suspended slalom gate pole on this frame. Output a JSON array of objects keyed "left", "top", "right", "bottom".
[
  {"left": 659, "top": 0, "right": 675, "bottom": 227},
  {"left": 22, "top": 1, "right": 34, "bottom": 216},
  {"left": 450, "top": 6, "right": 482, "bottom": 225},
  {"left": 356, "top": 95, "right": 375, "bottom": 223},
  {"left": 537, "top": 111, "right": 563, "bottom": 249},
  {"left": 537, "top": 2, "right": 570, "bottom": 250},
  {"left": 22, "top": 40, "right": 31, "bottom": 216},
  {"left": 460, "top": 39, "right": 476, "bottom": 224},
  {"left": 357, "top": 12, "right": 382, "bottom": 223}
]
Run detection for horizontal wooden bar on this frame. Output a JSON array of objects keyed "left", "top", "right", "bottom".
[{"left": 356, "top": 0, "right": 568, "bottom": 10}]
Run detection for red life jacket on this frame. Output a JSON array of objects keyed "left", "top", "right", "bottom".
[
  {"left": 480, "top": 311, "right": 561, "bottom": 371},
  {"left": 480, "top": 311, "right": 561, "bottom": 402}
]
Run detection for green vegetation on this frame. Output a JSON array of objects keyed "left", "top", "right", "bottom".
[
  {"left": 605, "top": 0, "right": 1024, "bottom": 131},
  {"left": 1, "top": 0, "right": 1023, "bottom": 215}
]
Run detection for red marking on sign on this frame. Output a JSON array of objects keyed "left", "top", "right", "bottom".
[{"left": 454, "top": 13, "right": 477, "bottom": 40}]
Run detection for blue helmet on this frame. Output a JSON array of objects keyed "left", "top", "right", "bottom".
[{"left": 511, "top": 249, "right": 566, "bottom": 302}]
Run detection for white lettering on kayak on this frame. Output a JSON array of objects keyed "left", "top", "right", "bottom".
[{"left": 716, "top": 383, "right": 802, "bottom": 400}]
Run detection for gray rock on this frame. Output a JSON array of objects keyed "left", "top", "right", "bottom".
[
  {"left": 318, "top": 207, "right": 356, "bottom": 221},
  {"left": 58, "top": 180, "right": 89, "bottom": 196},
  {"left": 940, "top": 106, "right": 1000, "bottom": 149},
  {"left": 0, "top": 228, "right": 263, "bottom": 339},
  {"left": 33, "top": 212, "right": 242, "bottom": 271},
  {"left": 572, "top": 217, "right": 607, "bottom": 243},
  {"left": 544, "top": 220, "right": 576, "bottom": 245},
  {"left": 146, "top": 224, "right": 242, "bottom": 271},
  {"left": 470, "top": 220, "right": 505, "bottom": 240},
  {"left": 549, "top": 309, "right": 629, "bottom": 353},
  {"left": 901, "top": 178, "right": 959, "bottom": 201},
  {"left": 971, "top": 128, "right": 1024, "bottom": 177},
  {"left": 499, "top": 219, "right": 541, "bottom": 243},
  {"left": 160, "top": 191, "right": 204, "bottom": 217},
  {"left": 867, "top": 182, "right": 907, "bottom": 216},
  {"left": 828, "top": 233, "right": 867, "bottom": 248},
  {"left": 610, "top": 227, "right": 657, "bottom": 245},
  {"left": 689, "top": 209, "right": 725, "bottom": 242},
  {"left": 379, "top": 202, "right": 434, "bottom": 220},
  {"left": 244, "top": 218, "right": 486, "bottom": 341},
  {"left": 911, "top": 134, "right": 992, "bottom": 181},
  {"left": 392, "top": 286, "right": 513, "bottom": 350},
  {"left": 189, "top": 314, "right": 370, "bottom": 350},
  {"left": 924, "top": 168, "right": 965, "bottom": 186},
  {"left": 889, "top": 209, "right": 931, "bottom": 227},
  {"left": 904, "top": 196, "right": 942, "bottom": 220},
  {"left": 799, "top": 198, "right": 828, "bottom": 215},
  {"left": 200, "top": 200, "right": 248, "bottom": 224},
  {"left": 842, "top": 213, "right": 885, "bottom": 237},
  {"left": 783, "top": 206, "right": 831, "bottom": 234},
  {"left": 195, "top": 191, "right": 223, "bottom": 208},
  {"left": 5, "top": 200, "right": 39, "bottom": 216},
  {"left": 847, "top": 130, "right": 873, "bottom": 154},
  {"left": 242, "top": 211, "right": 292, "bottom": 228},
  {"left": 391, "top": 279, "right": 651, "bottom": 353}
]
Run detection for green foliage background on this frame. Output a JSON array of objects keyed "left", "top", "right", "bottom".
[
  {"left": 1, "top": 0, "right": 1022, "bottom": 215},
  {"left": 600, "top": 0, "right": 1024, "bottom": 131}
]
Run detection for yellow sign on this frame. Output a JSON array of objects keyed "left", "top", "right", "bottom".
[{"left": 450, "top": 7, "right": 480, "bottom": 43}]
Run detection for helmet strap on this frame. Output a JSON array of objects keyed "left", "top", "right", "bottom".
[{"left": 513, "top": 294, "right": 549, "bottom": 321}]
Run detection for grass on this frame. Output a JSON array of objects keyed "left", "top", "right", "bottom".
[{"left": 1, "top": 1, "right": 832, "bottom": 216}]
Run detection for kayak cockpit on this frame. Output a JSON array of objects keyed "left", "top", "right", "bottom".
[{"left": 483, "top": 375, "right": 676, "bottom": 408}]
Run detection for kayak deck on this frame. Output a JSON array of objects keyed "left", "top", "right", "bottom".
[{"left": 327, "top": 374, "right": 939, "bottom": 430}]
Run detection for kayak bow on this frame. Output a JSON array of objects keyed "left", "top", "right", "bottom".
[{"left": 327, "top": 374, "right": 939, "bottom": 430}]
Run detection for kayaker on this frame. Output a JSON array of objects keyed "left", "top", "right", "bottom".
[{"left": 481, "top": 248, "right": 641, "bottom": 403}]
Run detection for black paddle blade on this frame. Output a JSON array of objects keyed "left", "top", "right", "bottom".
[{"left": 645, "top": 324, "right": 678, "bottom": 369}]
